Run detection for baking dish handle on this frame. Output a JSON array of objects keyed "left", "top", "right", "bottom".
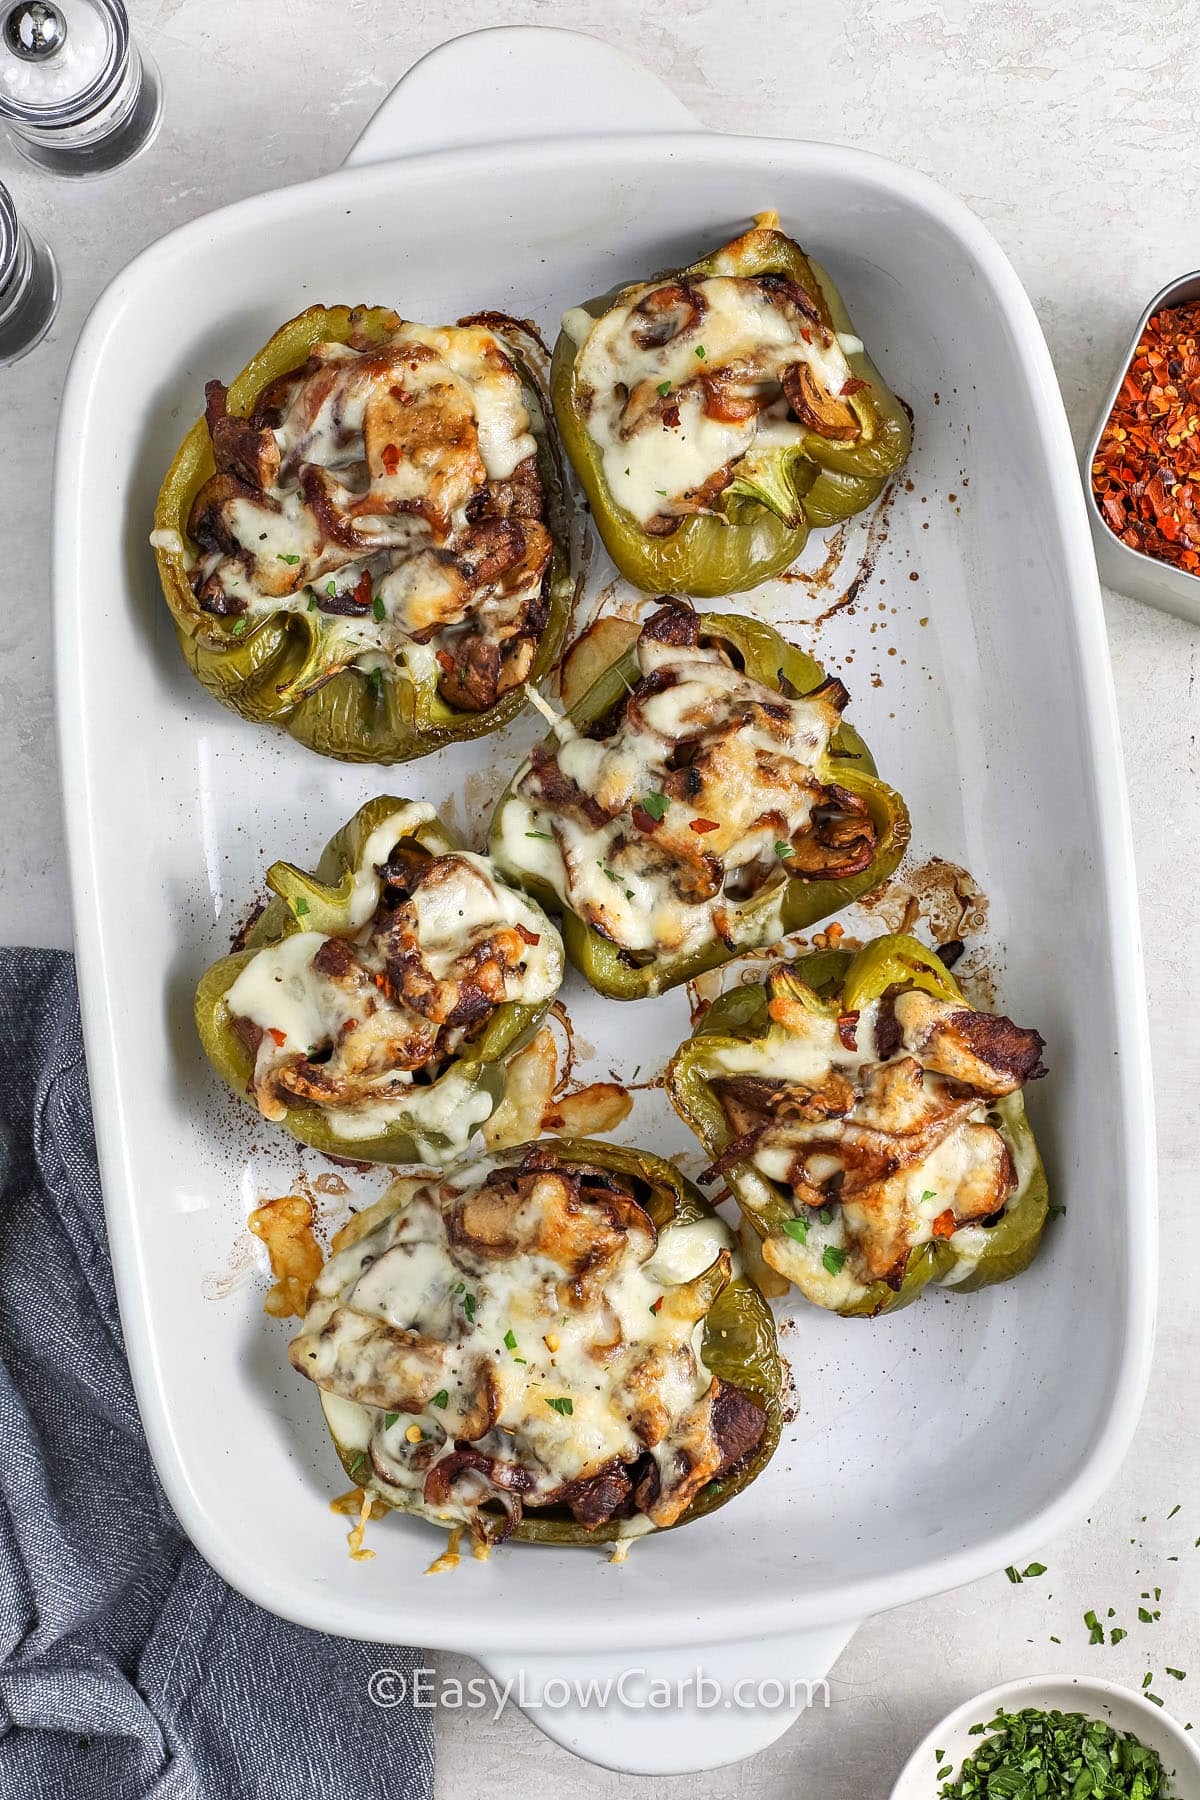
[
  {"left": 476, "top": 1619, "right": 857, "bottom": 1774},
  {"left": 344, "top": 25, "right": 700, "bottom": 168}
]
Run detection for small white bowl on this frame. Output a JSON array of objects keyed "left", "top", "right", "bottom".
[{"left": 890, "top": 1674, "right": 1200, "bottom": 1799}]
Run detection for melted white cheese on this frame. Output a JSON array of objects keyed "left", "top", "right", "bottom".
[
  {"left": 225, "top": 810, "right": 562, "bottom": 1152},
  {"left": 571, "top": 274, "right": 855, "bottom": 524},
  {"left": 497, "top": 631, "right": 838, "bottom": 966},
  {"left": 298, "top": 1155, "right": 735, "bottom": 1531}
]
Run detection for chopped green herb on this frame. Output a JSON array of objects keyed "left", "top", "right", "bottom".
[
  {"left": 1169, "top": 1504, "right": 1181, "bottom": 1519},
  {"left": 347, "top": 1452, "right": 368, "bottom": 1482},
  {"left": 1048, "top": 1202, "right": 1067, "bottom": 1218},
  {"left": 695, "top": 345, "right": 707, "bottom": 360},
  {"left": 1148, "top": 1693, "right": 1164, "bottom": 1707},
  {"left": 430, "top": 1391, "right": 448, "bottom": 1409},
  {"left": 1112, "top": 1628, "right": 1128, "bottom": 1645},
  {"left": 1139, "top": 1607, "right": 1154, "bottom": 1624},
  {"left": 383, "top": 1411, "right": 399, "bottom": 1429},
  {"left": 774, "top": 840, "right": 792, "bottom": 858},
  {"left": 277, "top": 552, "right": 301, "bottom": 565},
  {"left": 293, "top": 897, "right": 310, "bottom": 917},
  {"left": 366, "top": 669, "right": 384, "bottom": 704},
  {"left": 641, "top": 791, "right": 670, "bottom": 822},
  {"left": 1143, "top": 1672, "right": 1153, "bottom": 1689},
  {"left": 1023, "top": 1562, "right": 1047, "bottom": 1578},
  {"left": 453, "top": 1282, "right": 465, "bottom": 1295},
  {"left": 782, "top": 1218, "right": 809, "bottom": 1244},
  {"left": 545, "top": 1396, "right": 574, "bottom": 1417},
  {"left": 513, "top": 1357, "right": 527, "bottom": 1365},
  {"left": 525, "top": 829, "right": 554, "bottom": 840},
  {"left": 326, "top": 579, "right": 337, "bottom": 596},
  {"left": 1085, "top": 1608, "right": 1105, "bottom": 1645},
  {"left": 461, "top": 1291, "right": 477, "bottom": 1323},
  {"left": 921, "top": 1189, "right": 937, "bottom": 1202},
  {"left": 372, "top": 595, "right": 386, "bottom": 621},
  {"left": 822, "top": 1245, "right": 847, "bottom": 1276},
  {"left": 1167, "top": 1668, "right": 1186, "bottom": 1681},
  {"left": 1005, "top": 1566, "right": 1022, "bottom": 1584},
  {"left": 656, "top": 488, "right": 667, "bottom": 496},
  {"left": 936, "top": 1704, "right": 1169, "bottom": 1798},
  {"left": 656, "top": 380, "right": 672, "bottom": 397},
  {"left": 819, "top": 1207, "right": 834, "bottom": 1225},
  {"left": 306, "top": 587, "right": 318, "bottom": 610},
  {"left": 231, "top": 618, "right": 248, "bottom": 636},
  {"left": 703, "top": 1480, "right": 724, "bottom": 1497},
  {"left": 1050, "top": 1635, "right": 1060, "bottom": 1644},
  {"left": 503, "top": 1328, "right": 518, "bottom": 1351}
]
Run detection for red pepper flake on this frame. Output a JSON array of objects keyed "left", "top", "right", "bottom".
[
  {"left": 515, "top": 923, "right": 540, "bottom": 946},
  {"left": 353, "top": 569, "right": 373, "bottom": 609},
  {"left": 631, "top": 804, "right": 661, "bottom": 834},
  {"left": 267, "top": 1027, "right": 287, "bottom": 1047},
  {"left": 689, "top": 818, "right": 720, "bottom": 834},
  {"left": 836, "top": 1011, "right": 859, "bottom": 1051},
  {"left": 662, "top": 403, "right": 681, "bottom": 428},
  {"left": 650, "top": 1297, "right": 663, "bottom": 1314},
  {"left": 931, "top": 1208, "right": 957, "bottom": 1240},
  {"left": 840, "top": 377, "right": 868, "bottom": 396},
  {"left": 435, "top": 649, "right": 455, "bottom": 674},
  {"left": 1092, "top": 299, "right": 1200, "bottom": 575},
  {"left": 380, "top": 443, "right": 401, "bottom": 476}
]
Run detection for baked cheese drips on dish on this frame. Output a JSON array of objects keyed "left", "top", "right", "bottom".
[
  {"left": 706, "top": 977, "right": 1046, "bottom": 1309},
  {"left": 290, "top": 1146, "right": 766, "bottom": 1543},
  {"left": 495, "top": 599, "right": 877, "bottom": 964},
  {"left": 226, "top": 805, "right": 562, "bottom": 1158},
  {"left": 183, "top": 320, "right": 554, "bottom": 712},
  {"left": 563, "top": 272, "right": 864, "bottom": 531}
]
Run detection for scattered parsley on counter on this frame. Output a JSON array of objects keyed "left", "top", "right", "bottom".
[{"left": 936, "top": 1706, "right": 1169, "bottom": 1798}]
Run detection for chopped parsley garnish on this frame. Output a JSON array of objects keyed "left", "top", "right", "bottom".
[
  {"left": 1138, "top": 1606, "right": 1155, "bottom": 1623},
  {"left": 366, "top": 669, "right": 384, "bottom": 705},
  {"left": 1167, "top": 1668, "right": 1187, "bottom": 1681},
  {"left": 1005, "top": 1565, "right": 1022, "bottom": 1584},
  {"left": 382, "top": 1411, "right": 399, "bottom": 1429},
  {"left": 1023, "top": 1562, "right": 1047, "bottom": 1578},
  {"left": 1085, "top": 1608, "right": 1105, "bottom": 1644},
  {"left": 461, "top": 1291, "right": 477, "bottom": 1323},
  {"left": 640, "top": 791, "right": 670, "bottom": 822},
  {"left": 326, "top": 579, "right": 337, "bottom": 596},
  {"left": 774, "top": 840, "right": 791, "bottom": 858},
  {"left": 655, "top": 488, "right": 667, "bottom": 496},
  {"left": 545, "top": 1396, "right": 574, "bottom": 1417},
  {"left": 293, "top": 897, "right": 310, "bottom": 917},
  {"left": 430, "top": 1390, "right": 448, "bottom": 1409},
  {"left": 781, "top": 1218, "right": 809, "bottom": 1244},
  {"left": 1111, "top": 1627, "right": 1128, "bottom": 1645},
  {"left": 231, "top": 618, "right": 248, "bottom": 636},
  {"left": 277, "top": 552, "right": 301, "bottom": 565},
  {"left": 372, "top": 595, "right": 386, "bottom": 621},
  {"left": 1168, "top": 1503, "right": 1181, "bottom": 1519},
  {"left": 347, "top": 1451, "right": 368, "bottom": 1482},
  {"left": 305, "top": 587, "right": 317, "bottom": 610},
  {"left": 936, "top": 1706, "right": 1168, "bottom": 1798},
  {"left": 695, "top": 345, "right": 707, "bottom": 360},
  {"left": 503, "top": 1328, "right": 518, "bottom": 1351},
  {"left": 921, "top": 1189, "right": 937, "bottom": 1202},
  {"left": 525, "top": 829, "right": 554, "bottom": 840},
  {"left": 822, "top": 1245, "right": 847, "bottom": 1276},
  {"left": 656, "top": 380, "right": 672, "bottom": 397}
]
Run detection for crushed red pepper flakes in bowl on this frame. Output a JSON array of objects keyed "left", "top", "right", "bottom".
[{"left": 1092, "top": 300, "right": 1200, "bottom": 576}]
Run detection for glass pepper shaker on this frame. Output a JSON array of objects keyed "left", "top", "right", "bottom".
[
  {"left": 0, "top": 0, "right": 161, "bottom": 176},
  {"left": 0, "top": 179, "right": 57, "bottom": 363}
]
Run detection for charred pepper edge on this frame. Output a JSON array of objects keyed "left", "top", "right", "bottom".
[
  {"left": 664, "top": 934, "right": 1050, "bottom": 1318},
  {"left": 550, "top": 227, "right": 912, "bottom": 598},
  {"left": 488, "top": 609, "right": 910, "bottom": 1001},
  {"left": 318, "top": 1138, "right": 783, "bottom": 1546},
  {"left": 193, "top": 795, "right": 560, "bottom": 1165},
  {"left": 152, "top": 303, "right": 576, "bottom": 765}
]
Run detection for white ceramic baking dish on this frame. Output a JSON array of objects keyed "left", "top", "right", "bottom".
[{"left": 53, "top": 26, "right": 1156, "bottom": 1776}]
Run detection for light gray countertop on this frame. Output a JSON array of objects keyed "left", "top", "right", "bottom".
[{"left": 3, "top": 2, "right": 1197, "bottom": 1792}]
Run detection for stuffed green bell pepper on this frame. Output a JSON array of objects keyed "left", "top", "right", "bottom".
[
  {"left": 152, "top": 304, "right": 574, "bottom": 763},
  {"left": 551, "top": 214, "right": 911, "bottom": 597},
  {"left": 666, "top": 933, "right": 1050, "bottom": 1317},
  {"left": 289, "top": 1138, "right": 782, "bottom": 1547},
  {"left": 195, "top": 797, "right": 563, "bottom": 1164},
  {"left": 489, "top": 598, "right": 909, "bottom": 1000}
]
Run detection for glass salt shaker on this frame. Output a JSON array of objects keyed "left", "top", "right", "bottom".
[
  {"left": 0, "top": 0, "right": 161, "bottom": 176},
  {"left": 0, "top": 179, "right": 57, "bottom": 362}
]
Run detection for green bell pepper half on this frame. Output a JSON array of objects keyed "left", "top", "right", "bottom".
[
  {"left": 665, "top": 932, "right": 1050, "bottom": 1318},
  {"left": 550, "top": 223, "right": 912, "bottom": 596},
  {"left": 194, "top": 795, "right": 559, "bottom": 1164},
  {"left": 489, "top": 609, "right": 910, "bottom": 1000},
  {"left": 322, "top": 1138, "right": 784, "bottom": 1545},
  {"left": 153, "top": 305, "right": 575, "bottom": 764}
]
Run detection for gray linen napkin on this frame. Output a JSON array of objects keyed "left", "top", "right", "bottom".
[{"left": 0, "top": 948, "right": 435, "bottom": 1800}]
